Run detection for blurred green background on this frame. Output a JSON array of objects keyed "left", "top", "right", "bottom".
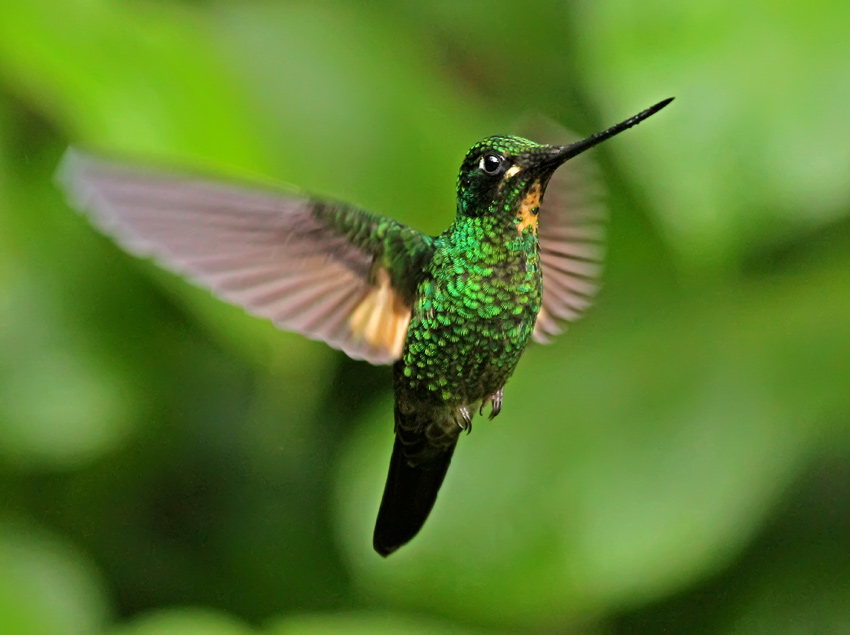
[{"left": 1, "top": 1, "right": 849, "bottom": 633}]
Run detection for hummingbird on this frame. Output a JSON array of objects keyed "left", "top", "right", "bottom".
[{"left": 57, "top": 98, "right": 672, "bottom": 556}]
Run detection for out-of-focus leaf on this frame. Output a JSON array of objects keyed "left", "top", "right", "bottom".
[
  {"left": 266, "top": 611, "right": 490, "bottom": 635},
  {"left": 0, "top": 520, "right": 110, "bottom": 635},
  {"left": 0, "top": 222, "right": 141, "bottom": 468},
  {"left": 335, "top": 249, "right": 850, "bottom": 626},
  {"left": 721, "top": 536, "right": 850, "bottom": 633},
  {"left": 110, "top": 608, "right": 254, "bottom": 635},
  {"left": 0, "top": 0, "right": 268, "bottom": 167},
  {"left": 574, "top": 0, "right": 850, "bottom": 272}
]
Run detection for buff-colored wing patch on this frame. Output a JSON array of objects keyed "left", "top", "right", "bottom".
[{"left": 349, "top": 268, "right": 411, "bottom": 359}]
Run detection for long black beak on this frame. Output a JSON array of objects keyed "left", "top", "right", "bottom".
[{"left": 543, "top": 97, "right": 674, "bottom": 168}]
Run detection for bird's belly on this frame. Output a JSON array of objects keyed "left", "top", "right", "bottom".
[{"left": 399, "top": 301, "right": 537, "bottom": 406}]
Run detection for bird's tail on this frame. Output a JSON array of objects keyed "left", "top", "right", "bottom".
[{"left": 372, "top": 405, "right": 460, "bottom": 557}]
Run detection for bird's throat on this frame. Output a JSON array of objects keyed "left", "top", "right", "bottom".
[{"left": 515, "top": 181, "right": 542, "bottom": 235}]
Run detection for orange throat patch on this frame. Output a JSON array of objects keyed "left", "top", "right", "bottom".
[{"left": 516, "top": 181, "right": 541, "bottom": 234}]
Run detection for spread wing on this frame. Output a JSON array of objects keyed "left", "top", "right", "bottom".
[
  {"left": 531, "top": 125, "right": 607, "bottom": 343},
  {"left": 57, "top": 150, "right": 434, "bottom": 365}
]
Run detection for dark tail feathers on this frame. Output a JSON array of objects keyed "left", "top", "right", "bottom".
[{"left": 372, "top": 433, "right": 457, "bottom": 557}]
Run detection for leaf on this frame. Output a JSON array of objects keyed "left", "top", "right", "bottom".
[
  {"left": 0, "top": 521, "right": 110, "bottom": 635},
  {"left": 109, "top": 608, "right": 253, "bottom": 635},
  {"left": 266, "top": 611, "right": 490, "bottom": 635}
]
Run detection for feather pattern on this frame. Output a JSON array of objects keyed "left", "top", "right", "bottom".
[{"left": 57, "top": 150, "right": 432, "bottom": 365}]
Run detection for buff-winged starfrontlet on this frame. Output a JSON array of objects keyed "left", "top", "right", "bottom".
[{"left": 57, "top": 97, "right": 673, "bottom": 556}]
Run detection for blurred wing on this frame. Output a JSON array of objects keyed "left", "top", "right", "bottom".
[
  {"left": 529, "top": 120, "right": 608, "bottom": 343},
  {"left": 57, "top": 150, "right": 433, "bottom": 365}
]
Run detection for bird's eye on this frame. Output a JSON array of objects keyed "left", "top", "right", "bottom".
[{"left": 479, "top": 153, "right": 505, "bottom": 175}]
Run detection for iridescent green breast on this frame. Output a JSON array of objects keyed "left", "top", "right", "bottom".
[{"left": 399, "top": 216, "right": 541, "bottom": 405}]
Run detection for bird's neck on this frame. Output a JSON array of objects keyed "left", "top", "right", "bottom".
[{"left": 444, "top": 214, "right": 537, "bottom": 265}]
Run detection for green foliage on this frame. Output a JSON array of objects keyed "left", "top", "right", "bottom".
[
  {"left": 109, "top": 609, "right": 253, "bottom": 635},
  {"left": 0, "top": 521, "right": 111, "bottom": 634},
  {"left": 0, "top": 1, "right": 848, "bottom": 633}
]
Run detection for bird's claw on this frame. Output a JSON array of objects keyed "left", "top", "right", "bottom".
[
  {"left": 458, "top": 406, "right": 473, "bottom": 434},
  {"left": 479, "top": 388, "right": 504, "bottom": 420}
]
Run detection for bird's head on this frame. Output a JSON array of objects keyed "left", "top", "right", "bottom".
[
  {"left": 455, "top": 98, "right": 674, "bottom": 234},
  {"left": 456, "top": 135, "right": 565, "bottom": 234}
]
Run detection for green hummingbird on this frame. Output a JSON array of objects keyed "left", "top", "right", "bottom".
[{"left": 58, "top": 98, "right": 672, "bottom": 556}]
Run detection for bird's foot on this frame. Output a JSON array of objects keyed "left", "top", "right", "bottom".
[
  {"left": 457, "top": 406, "right": 473, "bottom": 434},
  {"left": 479, "top": 387, "right": 504, "bottom": 420}
]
